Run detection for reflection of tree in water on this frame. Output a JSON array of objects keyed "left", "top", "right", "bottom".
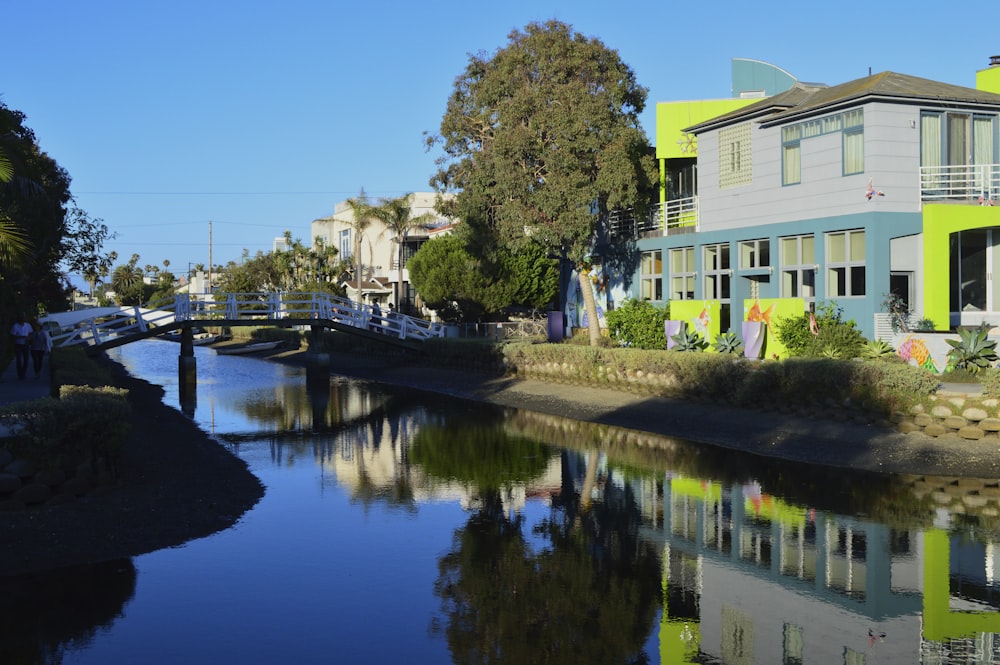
[
  {"left": 414, "top": 418, "right": 661, "bottom": 664},
  {"left": 0, "top": 558, "right": 137, "bottom": 664}
]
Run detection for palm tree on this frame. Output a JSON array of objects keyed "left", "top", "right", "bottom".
[
  {"left": 370, "top": 193, "right": 436, "bottom": 311},
  {"left": 344, "top": 188, "right": 376, "bottom": 303},
  {"left": 0, "top": 144, "right": 30, "bottom": 267}
]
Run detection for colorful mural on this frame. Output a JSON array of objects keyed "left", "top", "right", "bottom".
[
  {"left": 670, "top": 300, "right": 721, "bottom": 347},
  {"left": 896, "top": 336, "right": 940, "bottom": 373},
  {"left": 743, "top": 298, "right": 804, "bottom": 360},
  {"left": 565, "top": 265, "right": 624, "bottom": 330}
]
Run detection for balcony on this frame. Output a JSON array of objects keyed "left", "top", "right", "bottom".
[
  {"left": 606, "top": 196, "right": 699, "bottom": 239},
  {"left": 920, "top": 163, "right": 999, "bottom": 204}
]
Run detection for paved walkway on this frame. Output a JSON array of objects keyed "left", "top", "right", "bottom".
[{"left": 0, "top": 357, "right": 53, "bottom": 408}]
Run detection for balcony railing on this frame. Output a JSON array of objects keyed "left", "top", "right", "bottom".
[
  {"left": 606, "top": 196, "right": 699, "bottom": 239},
  {"left": 920, "top": 163, "right": 1000, "bottom": 204}
]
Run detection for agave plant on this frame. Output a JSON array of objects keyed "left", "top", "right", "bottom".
[
  {"left": 712, "top": 331, "right": 743, "bottom": 355},
  {"left": 671, "top": 327, "right": 708, "bottom": 352},
  {"left": 946, "top": 325, "right": 999, "bottom": 374},
  {"left": 861, "top": 339, "right": 895, "bottom": 359}
]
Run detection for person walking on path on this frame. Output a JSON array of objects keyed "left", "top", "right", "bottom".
[
  {"left": 29, "top": 320, "right": 52, "bottom": 378},
  {"left": 9, "top": 313, "right": 32, "bottom": 380}
]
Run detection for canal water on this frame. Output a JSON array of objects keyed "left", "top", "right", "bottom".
[{"left": 5, "top": 339, "right": 1000, "bottom": 664}]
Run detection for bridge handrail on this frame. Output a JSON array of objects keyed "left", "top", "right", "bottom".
[{"left": 46, "top": 292, "right": 445, "bottom": 347}]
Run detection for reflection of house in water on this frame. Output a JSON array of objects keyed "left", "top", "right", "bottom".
[
  {"left": 629, "top": 472, "right": 1000, "bottom": 664},
  {"left": 635, "top": 476, "right": 924, "bottom": 663}
]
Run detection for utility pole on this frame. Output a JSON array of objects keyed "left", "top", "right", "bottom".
[{"left": 208, "top": 221, "right": 213, "bottom": 295}]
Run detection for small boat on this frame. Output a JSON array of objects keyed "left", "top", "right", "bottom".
[
  {"left": 215, "top": 340, "right": 285, "bottom": 355},
  {"left": 191, "top": 333, "right": 223, "bottom": 346}
]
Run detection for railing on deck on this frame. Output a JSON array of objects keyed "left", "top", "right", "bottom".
[
  {"left": 920, "top": 163, "right": 1000, "bottom": 204},
  {"left": 606, "top": 197, "right": 699, "bottom": 239},
  {"left": 47, "top": 292, "right": 446, "bottom": 348}
]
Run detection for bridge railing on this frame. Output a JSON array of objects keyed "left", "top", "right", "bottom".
[
  {"left": 48, "top": 292, "right": 445, "bottom": 347},
  {"left": 48, "top": 301, "right": 179, "bottom": 348}
]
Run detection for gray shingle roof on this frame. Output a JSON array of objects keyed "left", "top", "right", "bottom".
[{"left": 684, "top": 71, "right": 1000, "bottom": 133}]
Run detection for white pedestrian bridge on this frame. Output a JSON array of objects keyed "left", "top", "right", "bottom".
[{"left": 41, "top": 292, "right": 445, "bottom": 351}]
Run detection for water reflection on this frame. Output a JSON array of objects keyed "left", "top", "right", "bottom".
[
  {"left": 11, "top": 341, "right": 1000, "bottom": 663},
  {"left": 0, "top": 560, "right": 136, "bottom": 665}
]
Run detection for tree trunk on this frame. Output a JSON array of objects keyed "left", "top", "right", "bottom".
[{"left": 577, "top": 268, "right": 601, "bottom": 346}]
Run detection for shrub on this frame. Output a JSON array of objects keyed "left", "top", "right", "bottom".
[
  {"left": 713, "top": 331, "right": 743, "bottom": 355},
  {"left": 945, "top": 325, "right": 998, "bottom": 374},
  {"left": 1, "top": 386, "right": 131, "bottom": 473},
  {"left": 861, "top": 339, "right": 895, "bottom": 359},
  {"left": 605, "top": 299, "right": 669, "bottom": 350},
  {"left": 670, "top": 326, "right": 708, "bottom": 352},
  {"left": 774, "top": 302, "right": 866, "bottom": 359}
]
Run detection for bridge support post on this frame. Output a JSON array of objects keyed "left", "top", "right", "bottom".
[
  {"left": 178, "top": 324, "right": 197, "bottom": 414},
  {"left": 306, "top": 325, "right": 330, "bottom": 388}
]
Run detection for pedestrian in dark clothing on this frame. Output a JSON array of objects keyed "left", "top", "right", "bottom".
[
  {"left": 29, "top": 320, "right": 52, "bottom": 378},
  {"left": 9, "top": 313, "right": 32, "bottom": 380}
]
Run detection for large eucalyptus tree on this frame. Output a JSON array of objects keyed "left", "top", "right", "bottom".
[{"left": 427, "top": 20, "right": 656, "bottom": 345}]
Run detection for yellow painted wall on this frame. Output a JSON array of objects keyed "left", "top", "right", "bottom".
[
  {"left": 976, "top": 64, "right": 1000, "bottom": 94},
  {"left": 922, "top": 205, "right": 1000, "bottom": 330},
  {"left": 655, "top": 99, "right": 757, "bottom": 160},
  {"left": 670, "top": 300, "right": 721, "bottom": 347}
]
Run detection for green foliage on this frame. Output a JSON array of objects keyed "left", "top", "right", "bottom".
[
  {"left": 946, "top": 325, "right": 999, "bottom": 374},
  {"left": 774, "top": 302, "right": 865, "bottom": 359},
  {"left": 980, "top": 367, "right": 1000, "bottom": 397},
  {"left": 913, "top": 318, "right": 936, "bottom": 332},
  {"left": 495, "top": 343, "right": 939, "bottom": 415},
  {"left": 605, "top": 299, "right": 669, "bottom": 350},
  {"left": 670, "top": 326, "right": 708, "bottom": 352},
  {"left": 712, "top": 331, "right": 743, "bottom": 355},
  {"left": 1, "top": 386, "right": 131, "bottom": 473},
  {"left": 428, "top": 19, "right": 657, "bottom": 266},
  {"left": 217, "top": 233, "right": 344, "bottom": 296},
  {"left": 881, "top": 292, "right": 910, "bottom": 333},
  {"left": 861, "top": 339, "right": 895, "bottom": 359},
  {"left": 407, "top": 234, "right": 491, "bottom": 322}
]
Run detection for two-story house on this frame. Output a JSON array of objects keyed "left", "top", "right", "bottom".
[
  {"left": 310, "top": 192, "right": 455, "bottom": 315},
  {"left": 620, "top": 57, "right": 1000, "bottom": 344}
]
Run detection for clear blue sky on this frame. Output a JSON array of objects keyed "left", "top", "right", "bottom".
[{"left": 5, "top": 1, "right": 998, "bottom": 286}]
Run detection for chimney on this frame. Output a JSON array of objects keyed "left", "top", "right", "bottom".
[{"left": 991, "top": 55, "right": 1000, "bottom": 67}]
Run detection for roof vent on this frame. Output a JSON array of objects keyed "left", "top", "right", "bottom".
[{"left": 991, "top": 55, "right": 1000, "bottom": 67}]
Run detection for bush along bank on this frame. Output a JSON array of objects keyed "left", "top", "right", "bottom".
[
  {"left": 0, "top": 348, "right": 131, "bottom": 510},
  {"left": 316, "top": 336, "right": 943, "bottom": 427}
]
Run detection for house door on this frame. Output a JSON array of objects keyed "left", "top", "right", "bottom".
[{"left": 951, "top": 228, "right": 1000, "bottom": 326}]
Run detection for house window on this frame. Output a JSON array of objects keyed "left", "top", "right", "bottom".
[
  {"left": 719, "top": 123, "right": 752, "bottom": 188},
  {"left": 704, "top": 243, "right": 731, "bottom": 324},
  {"left": 782, "top": 126, "right": 801, "bottom": 185},
  {"left": 843, "top": 109, "right": 864, "bottom": 175},
  {"left": 640, "top": 250, "right": 662, "bottom": 301},
  {"left": 739, "top": 239, "right": 770, "bottom": 269},
  {"left": 339, "top": 229, "right": 351, "bottom": 260},
  {"left": 827, "top": 230, "right": 865, "bottom": 297},
  {"left": 670, "top": 247, "right": 695, "bottom": 300},
  {"left": 780, "top": 234, "right": 815, "bottom": 300}
]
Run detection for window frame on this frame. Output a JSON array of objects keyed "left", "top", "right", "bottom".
[
  {"left": 782, "top": 126, "right": 801, "bottom": 186},
  {"left": 640, "top": 250, "right": 663, "bottom": 302},
  {"left": 779, "top": 234, "right": 816, "bottom": 301},
  {"left": 669, "top": 247, "right": 696, "bottom": 300},
  {"left": 738, "top": 238, "right": 771, "bottom": 270},
  {"left": 826, "top": 229, "right": 866, "bottom": 297}
]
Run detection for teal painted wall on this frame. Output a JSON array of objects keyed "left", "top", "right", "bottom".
[{"left": 632, "top": 211, "right": 922, "bottom": 338}]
